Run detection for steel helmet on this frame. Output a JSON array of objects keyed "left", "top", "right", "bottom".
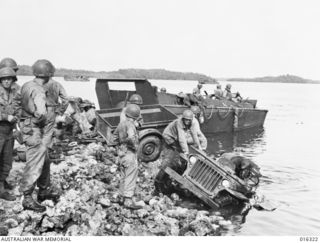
[
  {"left": 0, "top": 67, "right": 17, "bottom": 81},
  {"left": 190, "top": 106, "right": 201, "bottom": 115},
  {"left": 125, "top": 104, "right": 141, "bottom": 120},
  {"left": 177, "top": 92, "right": 186, "bottom": 98},
  {"left": 32, "top": 59, "right": 55, "bottom": 77},
  {"left": 0, "top": 58, "right": 18, "bottom": 72},
  {"left": 182, "top": 109, "right": 194, "bottom": 120},
  {"left": 226, "top": 83, "right": 232, "bottom": 90},
  {"left": 197, "top": 83, "right": 203, "bottom": 89},
  {"left": 129, "top": 94, "right": 143, "bottom": 105},
  {"left": 160, "top": 87, "right": 166, "bottom": 93}
]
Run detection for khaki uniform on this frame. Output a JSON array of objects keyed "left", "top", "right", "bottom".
[
  {"left": 0, "top": 83, "right": 21, "bottom": 182},
  {"left": 155, "top": 117, "right": 204, "bottom": 191},
  {"left": 44, "top": 79, "right": 68, "bottom": 120},
  {"left": 186, "top": 118, "right": 207, "bottom": 150},
  {"left": 223, "top": 89, "right": 233, "bottom": 101},
  {"left": 113, "top": 118, "right": 139, "bottom": 198},
  {"left": 19, "top": 78, "right": 55, "bottom": 194},
  {"left": 214, "top": 88, "right": 223, "bottom": 99}
]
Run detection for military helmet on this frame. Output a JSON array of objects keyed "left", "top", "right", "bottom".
[
  {"left": 160, "top": 87, "right": 166, "bottom": 92},
  {"left": 0, "top": 58, "right": 18, "bottom": 71},
  {"left": 182, "top": 109, "right": 194, "bottom": 120},
  {"left": 0, "top": 67, "right": 17, "bottom": 81},
  {"left": 190, "top": 106, "right": 201, "bottom": 115},
  {"left": 177, "top": 92, "right": 186, "bottom": 98},
  {"left": 125, "top": 104, "right": 141, "bottom": 120},
  {"left": 32, "top": 59, "right": 55, "bottom": 77},
  {"left": 129, "top": 94, "right": 143, "bottom": 105},
  {"left": 226, "top": 83, "right": 232, "bottom": 90},
  {"left": 197, "top": 83, "right": 203, "bottom": 89}
]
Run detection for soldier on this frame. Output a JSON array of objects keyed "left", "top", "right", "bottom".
[
  {"left": 160, "top": 87, "right": 167, "bottom": 93},
  {"left": 155, "top": 109, "right": 203, "bottom": 193},
  {"left": 19, "top": 59, "right": 60, "bottom": 212},
  {"left": 0, "top": 67, "right": 21, "bottom": 200},
  {"left": 189, "top": 106, "right": 207, "bottom": 150},
  {"left": 120, "top": 94, "right": 143, "bottom": 123},
  {"left": 113, "top": 104, "right": 143, "bottom": 209},
  {"left": 223, "top": 84, "right": 233, "bottom": 101},
  {"left": 213, "top": 84, "right": 223, "bottom": 99}
]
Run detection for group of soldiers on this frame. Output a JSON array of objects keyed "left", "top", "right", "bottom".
[
  {"left": 113, "top": 92, "right": 208, "bottom": 209},
  {"left": 174, "top": 82, "right": 242, "bottom": 109},
  {"left": 0, "top": 58, "right": 69, "bottom": 212},
  {"left": 0, "top": 57, "right": 209, "bottom": 213}
]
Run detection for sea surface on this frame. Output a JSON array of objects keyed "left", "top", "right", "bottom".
[{"left": 17, "top": 76, "right": 320, "bottom": 235}]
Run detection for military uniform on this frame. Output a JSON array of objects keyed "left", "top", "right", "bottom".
[
  {"left": 44, "top": 79, "right": 68, "bottom": 117},
  {"left": 19, "top": 78, "right": 55, "bottom": 195},
  {"left": 155, "top": 117, "right": 202, "bottom": 192},
  {"left": 113, "top": 118, "right": 139, "bottom": 198},
  {"left": 186, "top": 118, "right": 207, "bottom": 150},
  {"left": 0, "top": 82, "right": 20, "bottom": 188}
]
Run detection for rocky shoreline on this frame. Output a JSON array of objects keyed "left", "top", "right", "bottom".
[{"left": 0, "top": 141, "right": 234, "bottom": 236}]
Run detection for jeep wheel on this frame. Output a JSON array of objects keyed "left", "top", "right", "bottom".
[{"left": 138, "top": 135, "right": 162, "bottom": 163}]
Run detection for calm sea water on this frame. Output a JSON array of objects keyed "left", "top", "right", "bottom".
[{"left": 17, "top": 76, "right": 320, "bottom": 235}]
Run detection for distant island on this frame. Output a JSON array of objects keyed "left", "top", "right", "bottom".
[
  {"left": 227, "top": 74, "right": 320, "bottom": 84},
  {"left": 17, "top": 65, "right": 216, "bottom": 83},
  {"left": 16, "top": 65, "right": 320, "bottom": 84}
]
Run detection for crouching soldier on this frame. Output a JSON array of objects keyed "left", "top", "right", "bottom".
[
  {"left": 20, "top": 60, "right": 60, "bottom": 212},
  {"left": 155, "top": 109, "right": 203, "bottom": 193},
  {"left": 0, "top": 67, "right": 21, "bottom": 200},
  {"left": 113, "top": 104, "right": 144, "bottom": 209}
]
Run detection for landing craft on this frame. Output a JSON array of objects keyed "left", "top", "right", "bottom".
[{"left": 95, "top": 78, "right": 268, "bottom": 134}]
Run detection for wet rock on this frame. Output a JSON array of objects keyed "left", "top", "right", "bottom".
[
  {"left": 148, "top": 198, "right": 158, "bottom": 206},
  {"left": 4, "top": 218, "right": 19, "bottom": 228},
  {"left": 42, "top": 200, "right": 55, "bottom": 208},
  {"left": 189, "top": 218, "right": 214, "bottom": 236},
  {"left": 97, "top": 197, "right": 111, "bottom": 207},
  {"left": 218, "top": 219, "right": 232, "bottom": 227},
  {"left": 136, "top": 209, "right": 149, "bottom": 218},
  {"left": 41, "top": 216, "right": 55, "bottom": 230},
  {"left": 165, "top": 207, "right": 189, "bottom": 219},
  {"left": 12, "top": 204, "right": 24, "bottom": 214},
  {"left": 7, "top": 223, "right": 26, "bottom": 236},
  {"left": 184, "top": 231, "right": 196, "bottom": 236},
  {"left": 0, "top": 225, "right": 8, "bottom": 236}
]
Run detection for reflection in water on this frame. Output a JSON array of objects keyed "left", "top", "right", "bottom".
[{"left": 206, "top": 127, "right": 266, "bottom": 158}]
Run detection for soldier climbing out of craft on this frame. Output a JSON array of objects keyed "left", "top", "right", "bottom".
[
  {"left": 0, "top": 67, "right": 21, "bottom": 200},
  {"left": 20, "top": 59, "right": 60, "bottom": 212},
  {"left": 113, "top": 103, "right": 144, "bottom": 209},
  {"left": 154, "top": 109, "right": 203, "bottom": 194}
]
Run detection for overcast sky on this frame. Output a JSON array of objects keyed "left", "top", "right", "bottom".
[{"left": 1, "top": 0, "right": 320, "bottom": 79}]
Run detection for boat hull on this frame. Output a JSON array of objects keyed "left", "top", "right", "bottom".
[{"left": 164, "top": 105, "right": 267, "bottom": 134}]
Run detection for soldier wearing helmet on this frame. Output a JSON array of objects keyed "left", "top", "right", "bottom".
[
  {"left": 0, "top": 58, "right": 19, "bottom": 72},
  {"left": 160, "top": 87, "right": 167, "bottom": 93},
  {"left": 0, "top": 67, "right": 21, "bottom": 201},
  {"left": 113, "top": 104, "right": 144, "bottom": 209},
  {"left": 19, "top": 59, "right": 60, "bottom": 212},
  {"left": 223, "top": 83, "right": 233, "bottom": 100},
  {"left": 120, "top": 93, "right": 143, "bottom": 123},
  {"left": 213, "top": 84, "right": 223, "bottom": 99},
  {"left": 155, "top": 109, "right": 203, "bottom": 194},
  {"left": 176, "top": 92, "right": 191, "bottom": 106},
  {"left": 0, "top": 58, "right": 21, "bottom": 93}
]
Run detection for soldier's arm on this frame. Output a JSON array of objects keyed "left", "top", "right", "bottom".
[
  {"left": 58, "top": 83, "right": 68, "bottom": 103},
  {"left": 190, "top": 121, "right": 202, "bottom": 149},
  {"left": 126, "top": 123, "right": 139, "bottom": 151}
]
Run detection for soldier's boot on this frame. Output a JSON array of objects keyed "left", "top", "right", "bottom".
[
  {"left": 37, "top": 188, "right": 60, "bottom": 203},
  {"left": 4, "top": 180, "right": 14, "bottom": 190},
  {"left": 22, "top": 194, "right": 46, "bottom": 213},
  {"left": 123, "top": 197, "right": 143, "bottom": 210},
  {"left": 0, "top": 182, "right": 16, "bottom": 201}
]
